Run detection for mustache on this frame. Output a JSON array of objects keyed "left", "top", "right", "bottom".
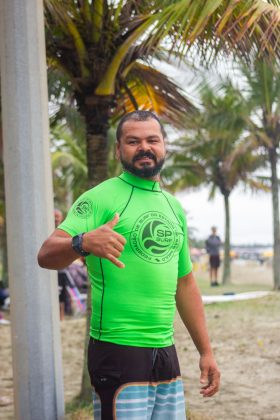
[{"left": 132, "top": 151, "right": 156, "bottom": 163}]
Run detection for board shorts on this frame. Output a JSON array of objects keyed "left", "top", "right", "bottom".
[
  {"left": 209, "top": 255, "right": 220, "bottom": 269},
  {"left": 88, "top": 338, "right": 186, "bottom": 419}
]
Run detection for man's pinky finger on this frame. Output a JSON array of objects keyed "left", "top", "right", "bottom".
[{"left": 106, "top": 254, "right": 125, "bottom": 268}]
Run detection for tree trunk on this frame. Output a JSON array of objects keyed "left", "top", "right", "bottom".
[
  {"left": 77, "top": 96, "right": 113, "bottom": 401},
  {"left": 222, "top": 192, "right": 231, "bottom": 285},
  {"left": 78, "top": 95, "right": 112, "bottom": 188},
  {"left": 268, "top": 147, "right": 280, "bottom": 290}
]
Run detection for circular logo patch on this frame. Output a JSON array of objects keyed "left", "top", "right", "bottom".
[
  {"left": 130, "top": 211, "right": 180, "bottom": 264},
  {"left": 73, "top": 199, "right": 93, "bottom": 219}
]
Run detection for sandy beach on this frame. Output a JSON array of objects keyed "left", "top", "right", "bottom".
[{"left": 1, "top": 259, "right": 279, "bottom": 419}]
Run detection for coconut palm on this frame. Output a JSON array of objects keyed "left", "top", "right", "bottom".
[
  {"left": 45, "top": 0, "right": 192, "bottom": 187},
  {"left": 165, "top": 81, "right": 267, "bottom": 284},
  {"left": 239, "top": 59, "right": 280, "bottom": 290},
  {"left": 44, "top": 0, "right": 280, "bottom": 189}
]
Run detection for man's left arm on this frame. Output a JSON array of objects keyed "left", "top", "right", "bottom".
[{"left": 176, "top": 271, "right": 220, "bottom": 397}]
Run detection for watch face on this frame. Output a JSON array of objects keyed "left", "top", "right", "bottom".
[{"left": 72, "top": 234, "right": 83, "bottom": 255}]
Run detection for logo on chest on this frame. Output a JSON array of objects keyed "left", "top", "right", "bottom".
[{"left": 129, "top": 211, "right": 180, "bottom": 264}]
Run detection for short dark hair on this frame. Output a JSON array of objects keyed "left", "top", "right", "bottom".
[{"left": 116, "top": 110, "right": 167, "bottom": 142}]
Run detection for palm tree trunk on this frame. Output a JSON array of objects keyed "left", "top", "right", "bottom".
[
  {"left": 222, "top": 193, "right": 231, "bottom": 285},
  {"left": 86, "top": 131, "right": 109, "bottom": 187},
  {"left": 268, "top": 147, "right": 280, "bottom": 290},
  {"left": 78, "top": 96, "right": 112, "bottom": 401},
  {"left": 78, "top": 95, "right": 112, "bottom": 187}
]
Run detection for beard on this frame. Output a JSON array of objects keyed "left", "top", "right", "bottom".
[{"left": 120, "top": 150, "right": 165, "bottom": 178}]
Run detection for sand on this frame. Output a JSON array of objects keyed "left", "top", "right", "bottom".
[
  {"left": 1, "top": 260, "right": 279, "bottom": 419},
  {"left": 176, "top": 296, "right": 280, "bottom": 420}
]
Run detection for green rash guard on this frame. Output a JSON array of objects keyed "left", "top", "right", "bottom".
[{"left": 58, "top": 171, "right": 192, "bottom": 347}]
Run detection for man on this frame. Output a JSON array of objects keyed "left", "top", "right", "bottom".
[
  {"left": 38, "top": 111, "right": 220, "bottom": 419},
  {"left": 54, "top": 208, "right": 64, "bottom": 228},
  {"left": 205, "top": 226, "right": 222, "bottom": 286}
]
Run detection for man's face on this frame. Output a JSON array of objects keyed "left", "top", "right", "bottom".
[
  {"left": 116, "top": 119, "right": 166, "bottom": 179},
  {"left": 54, "top": 210, "right": 63, "bottom": 227}
]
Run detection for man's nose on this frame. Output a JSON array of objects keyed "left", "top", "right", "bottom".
[{"left": 137, "top": 141, "right": 151, "bottom": 151}]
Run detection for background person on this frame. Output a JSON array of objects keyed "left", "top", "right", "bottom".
[
  {"left": 38, "top": 111, "right": 220, "bottom": 419},
  {"left": 54, "top": 208, "right": 64, "bottom": 228},
  {"left": 55, "top": 209, "right": 72, "bottom": 319},
  {"left": 205, "top": 226, "right": 222, "bottom": 286},
  {"left": 0, "top": 287, "right": 10, "bottom": 325}
]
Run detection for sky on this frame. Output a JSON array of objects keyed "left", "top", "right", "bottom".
[{"left": 176, "top": 187, "right": 272, "bottom": 246}]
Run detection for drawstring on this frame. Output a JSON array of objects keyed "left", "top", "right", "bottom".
[
  {"left": 152, "top": 348, "right": 170, "bottom": 368},
  {"left": 152, "top": 348, "right": 158, "bottom": 367}
]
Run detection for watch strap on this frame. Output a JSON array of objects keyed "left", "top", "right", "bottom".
[{"left": 72, "top": 233, "right": 90, "bottom": 257}]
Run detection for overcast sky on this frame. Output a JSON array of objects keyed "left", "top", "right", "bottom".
[{"left": 176, "top": 187, "right": 272, "bottom": 246}]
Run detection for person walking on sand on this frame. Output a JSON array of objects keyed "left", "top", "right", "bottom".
[
  {"left": 206, "top": 226, "right": 222, "bottom": 287},
  {"left": 38, "top": 110, "right": 220, "bottom": 419}
]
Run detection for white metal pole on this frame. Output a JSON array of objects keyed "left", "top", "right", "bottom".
[{"left": 0, "top": 0, "right": 65, "bottom": 419}]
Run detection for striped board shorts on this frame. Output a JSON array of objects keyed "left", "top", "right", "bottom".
[{"left": 88, "top": 338, "right": 186, "bottom": 419}]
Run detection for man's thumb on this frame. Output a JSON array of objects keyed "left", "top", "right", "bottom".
[
  {"left": 107, "top": 213, "right": 119, "bottom": 229},
  {"left": 200, "top": 369, "right": 208, "bottom": 384}
]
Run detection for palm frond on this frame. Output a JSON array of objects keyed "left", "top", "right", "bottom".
[
  {"left": 113, "top": 62, "right": 197, "bottom": 127},
  {"left": 95, "top": 0, "right": 280, "bottom": 95},
  {"left": 52, "top": 150, "right": 87, "bottom": 174},
  {"left": 44, "top": 0, "right": 90, "bottom": 77},
  {"left": 92, "top": 0, "right": 104, "bottom": 44},
  {"left": 246, "top": 178, "right": 271, "bottom": 192}
]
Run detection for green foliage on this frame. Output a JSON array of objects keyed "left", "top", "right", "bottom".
[
  {"left": 45, "top": 0, "right": 196, "bottom": 128},
  {"left": 65, "top": 397, "right": 93, "bottom": 419},
  {"left": 50, "top": 114, "right": 88, "bottom": 212},
  {"left": 166, "top": 80, "right": 266, "bottom": 196},
  {"left": 241, "top": 59, "right": 280, "bottom": 151}
]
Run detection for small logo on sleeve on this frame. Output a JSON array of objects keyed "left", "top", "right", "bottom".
[
  {"left": 73, "top": 199, "right": 93, "bottom": 219},
  {"left": 130, "top": 212, "right": 180, "bottom": 263}
]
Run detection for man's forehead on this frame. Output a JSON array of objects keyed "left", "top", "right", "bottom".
[{"left": 121, "top": 118, "right": 163, "bottom": 136}]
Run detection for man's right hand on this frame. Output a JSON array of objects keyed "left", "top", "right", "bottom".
[{"left": 82, "top": 213, "right": 126, "bottom": 268}]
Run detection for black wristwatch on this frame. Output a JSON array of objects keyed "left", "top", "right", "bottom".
[{"left": 72, "top": 233, "right": 90, "bottom": 257}]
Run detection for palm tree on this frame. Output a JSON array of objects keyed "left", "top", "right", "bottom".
[
  {"left": 45, "top": 0, "right": 193, "bottom": 187},
  {"left": 239, "top": 59, "right": 280, "bottom": 290},
  {"left": 44, "top": 0, "right": 280, "bottom": 188},
  {"left": 165, "top": 82, "right": 267, "bottom": 284}
]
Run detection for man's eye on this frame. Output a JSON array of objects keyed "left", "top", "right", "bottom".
[{"left": 128, "top": 140, "right": 138, "bottom": 144}]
